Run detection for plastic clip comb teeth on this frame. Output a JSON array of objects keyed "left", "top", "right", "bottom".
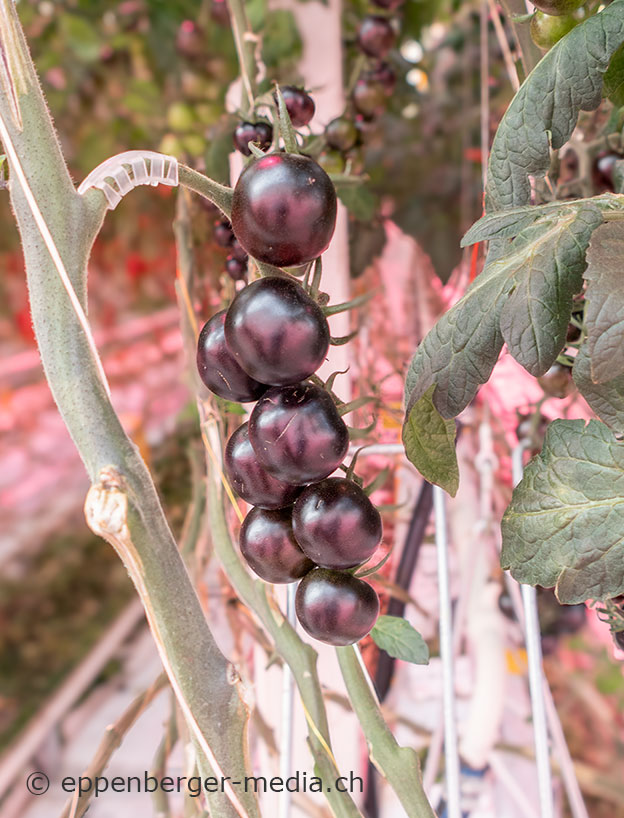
[{"left": 77, "top": 150, "right": 179, "bottom": 210}]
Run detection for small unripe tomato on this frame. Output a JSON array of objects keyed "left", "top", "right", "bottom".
[
  {"left": 167, "top": 102, "right": 197, "bottom": 132},
  {"left": 531, "top": 0, "right": 585, "bottom": 15},
  {"left": 353, "top": 78, "right": 387, "bottom": 119},
  {"left": 316, "top": 150, "right": 346, "bottom": 175},
  {"left": 325, "top": 117, "right": 359, "bottom": 153},
  {"left": 530, "top": 9, "right": 582, "bottom": 50}
]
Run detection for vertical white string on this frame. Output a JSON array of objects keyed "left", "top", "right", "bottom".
[
  {"left": 433, "top": 485, "right": 461, "bottom": 818},
  {"left": 511, "top": 444, "right": 554, "bottom": 818},
  {"left": 278, "top": 583, "right": 297, "bottom": 818}
]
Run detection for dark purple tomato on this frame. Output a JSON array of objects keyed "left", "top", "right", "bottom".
[
  {"left": 358, "top": 16, "right": 397, "bottom": 59},
  {"left": 278, "top": 86, "right": 316, "bottom": 128},
  {"left": 295, "top": 568, "right": 380, "bottom": 645},
  {"left": 372, "top": 0, "right": 404, "bottom": 7},
  {"left": 224, "top": 276, "right": 329, "bottom": 386},
  {"left": 498, "top": 590, "right": 517, "bottom": 621},
  {"left": 225, "top": 423, "right": 301, "bottom": 509},
  {"left": 239, "top": 507, "right": 314, "bottom": 583},
  {"left": 325, "top": 117, "right": 359, "bottom": 152},
  {"left": 353, "top": 79, "right": 387, "bottom": 119},
  {"left": 249, "top": 382, "right": 349, "bottom": 485},
  {"left": 253, "top": 121, "right": 274, "bottom": 151},
  {"left": 537, "top": 363, "right": 573, "bottom": 399},
  {"left": 594, "top": 152, "right": 621, "bottom": 190},
  {"left": 292, "top": 477, "right": 382, "bottom": 569},
  {"left": 555, "top": 603, "right": 586, "bottom": 634},
  {"left": 230, "top": 238, "right": 249, "bottom": 263},
  {"left": 233, "top": 121, "right": 259, "bottom": 157},
  {"left": 367, "top": 61, "right": 397, "bottom": 95},
  {"left": 231, "top": 153, "right": 337, "bottom": 267},
  {"left": 176, "top": 20, "right": 205, "bottom": 58},
  {"left": 225, "top": 255, "right": 247, "bottom": 281},
  {"left": 214, "top": 218, "right": 235, "bottom": 247},
  {"left": 196, "top": 311, "right": 268, "bottom": 402},
  {"left": 614, "top": 630, "right": 624, "bottom": 650},
  {"left": 233, "top": 121, "right": 274, "bottom": 156},
  {"left": 210, "top": 0, "right": 230, "bottom": 25}
]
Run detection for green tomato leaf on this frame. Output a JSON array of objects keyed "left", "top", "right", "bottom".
[
  {"left": 584, "top": 221, "right": 624, "bottom": 383},
  {"left": 336, "top": 182, "right": 378, "bottom": 222},
  {"left": 501, "top": 419, "right": 624, "bottom": 603},
  {"left": 499, "top": 205, "right": 601, "bottom": 376},
  {"left": 573, "top": 343, "right": 624, "bottom": 435},
  {"left": 461, "top": 194, "right": 618, "bottom": 247},
  {"left": 370, "top": 616, "right": 429, "bottom": 665},
  {"left": 604, "top": 42, "right": 624, "bottom": 107},
  {"left": 402, "top": 385, "right": 458, "bottom": 496},
  {"left": 486, "top": 0, "right": 624, "bottom": 212},
  {"left": 404, "top": 205, "right": 601, "bottom": 420}
]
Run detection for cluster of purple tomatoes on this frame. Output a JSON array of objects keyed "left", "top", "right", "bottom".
[{"left": 195, "top": 153, "right": 381, "bottom": 646}]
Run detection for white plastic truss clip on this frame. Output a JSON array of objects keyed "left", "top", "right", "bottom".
[{"left": 77, "top": 151, "right": 179, "bottom": 210}]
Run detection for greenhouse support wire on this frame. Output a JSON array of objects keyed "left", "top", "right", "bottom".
[
  {"left": 511, "top": 444, "right": 554, "bottom": 818},
  {"left": 278, "top": 583, "right": 297, "bottom": 818},
  {"left": 433, "top": 485, "right": 461, "bottom": 818}
]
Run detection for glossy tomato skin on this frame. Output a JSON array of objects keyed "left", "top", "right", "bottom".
[
  {"left": 325, "top": 117, "right": 359, "bottom": 152},
  {"left": 537, "top": 363, "right": 573, "bottom": 398},
  {"left": 233, "top": 122, "right": 258, "bottom": 156},
  {"left": 358, "top": 16, "right": 396, "bottom": 59},
  {"left": 214, "top": 219, "right": 235, "bottom": 247},
  {"left": 295, "top": 568, "right": 380, "bottom": 645},
  {"left": 530, "top": 10, "right": 580, "bottom": 49},
  {"left": 353, "top": 78, "right": 387, "bottom": 119},
  {"left": 532, "top": 0, "right": 585, "bottom": 14},
  {"left": 253, "top": 122, "right": 274, "bottom": 151},
  {"left": 293, "top": 477, "right": 382, "bottom": 569},
  {"left": 279, "top": 86, "right": 316, "bottom": 128},
  {"left": 367, "top": 61, "right": 397, "bottom": 95},
  {"left": 249, "top": 382, "right": 349, "bottom": 485},
  {"left": 225, "top": 423, "right": 302, "bottom": 509},
  {"left": 233, "top": 121, "right": 274, "bottom": 156},
  {"left": 224, "top": 277, "right": 329, "bottom": 386},
  {"left": 231, "top": 153, "right": 337, "bottom": 267},
  {"left": 240, "top": 507, "right": 314, "bottom": 583},
  {"left": 225, "top": 255, "right": 247, "bottom": 281},
  {"left": 196, "top": 311, "right": 268, "bottom": 402}
]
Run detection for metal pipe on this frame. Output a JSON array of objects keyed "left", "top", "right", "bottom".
[{"left": 433, "top": 486, "right": 461, "bottom": 818}]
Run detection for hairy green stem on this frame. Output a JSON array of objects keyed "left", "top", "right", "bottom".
[
  {"left": 336, "top": 646, "right": 436, "bottom": 818},
  {"left": 179, "top": 164, "right": 233, "bottom": 217},
  {"left": 204, "top": 417, "right": 362, "bottom": 818},
  {"left": 226, "top": 0, "right": 258, "bottom": 116},
  {"left": 0, "top": 4, "right": 257, "bottom": 816}
]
